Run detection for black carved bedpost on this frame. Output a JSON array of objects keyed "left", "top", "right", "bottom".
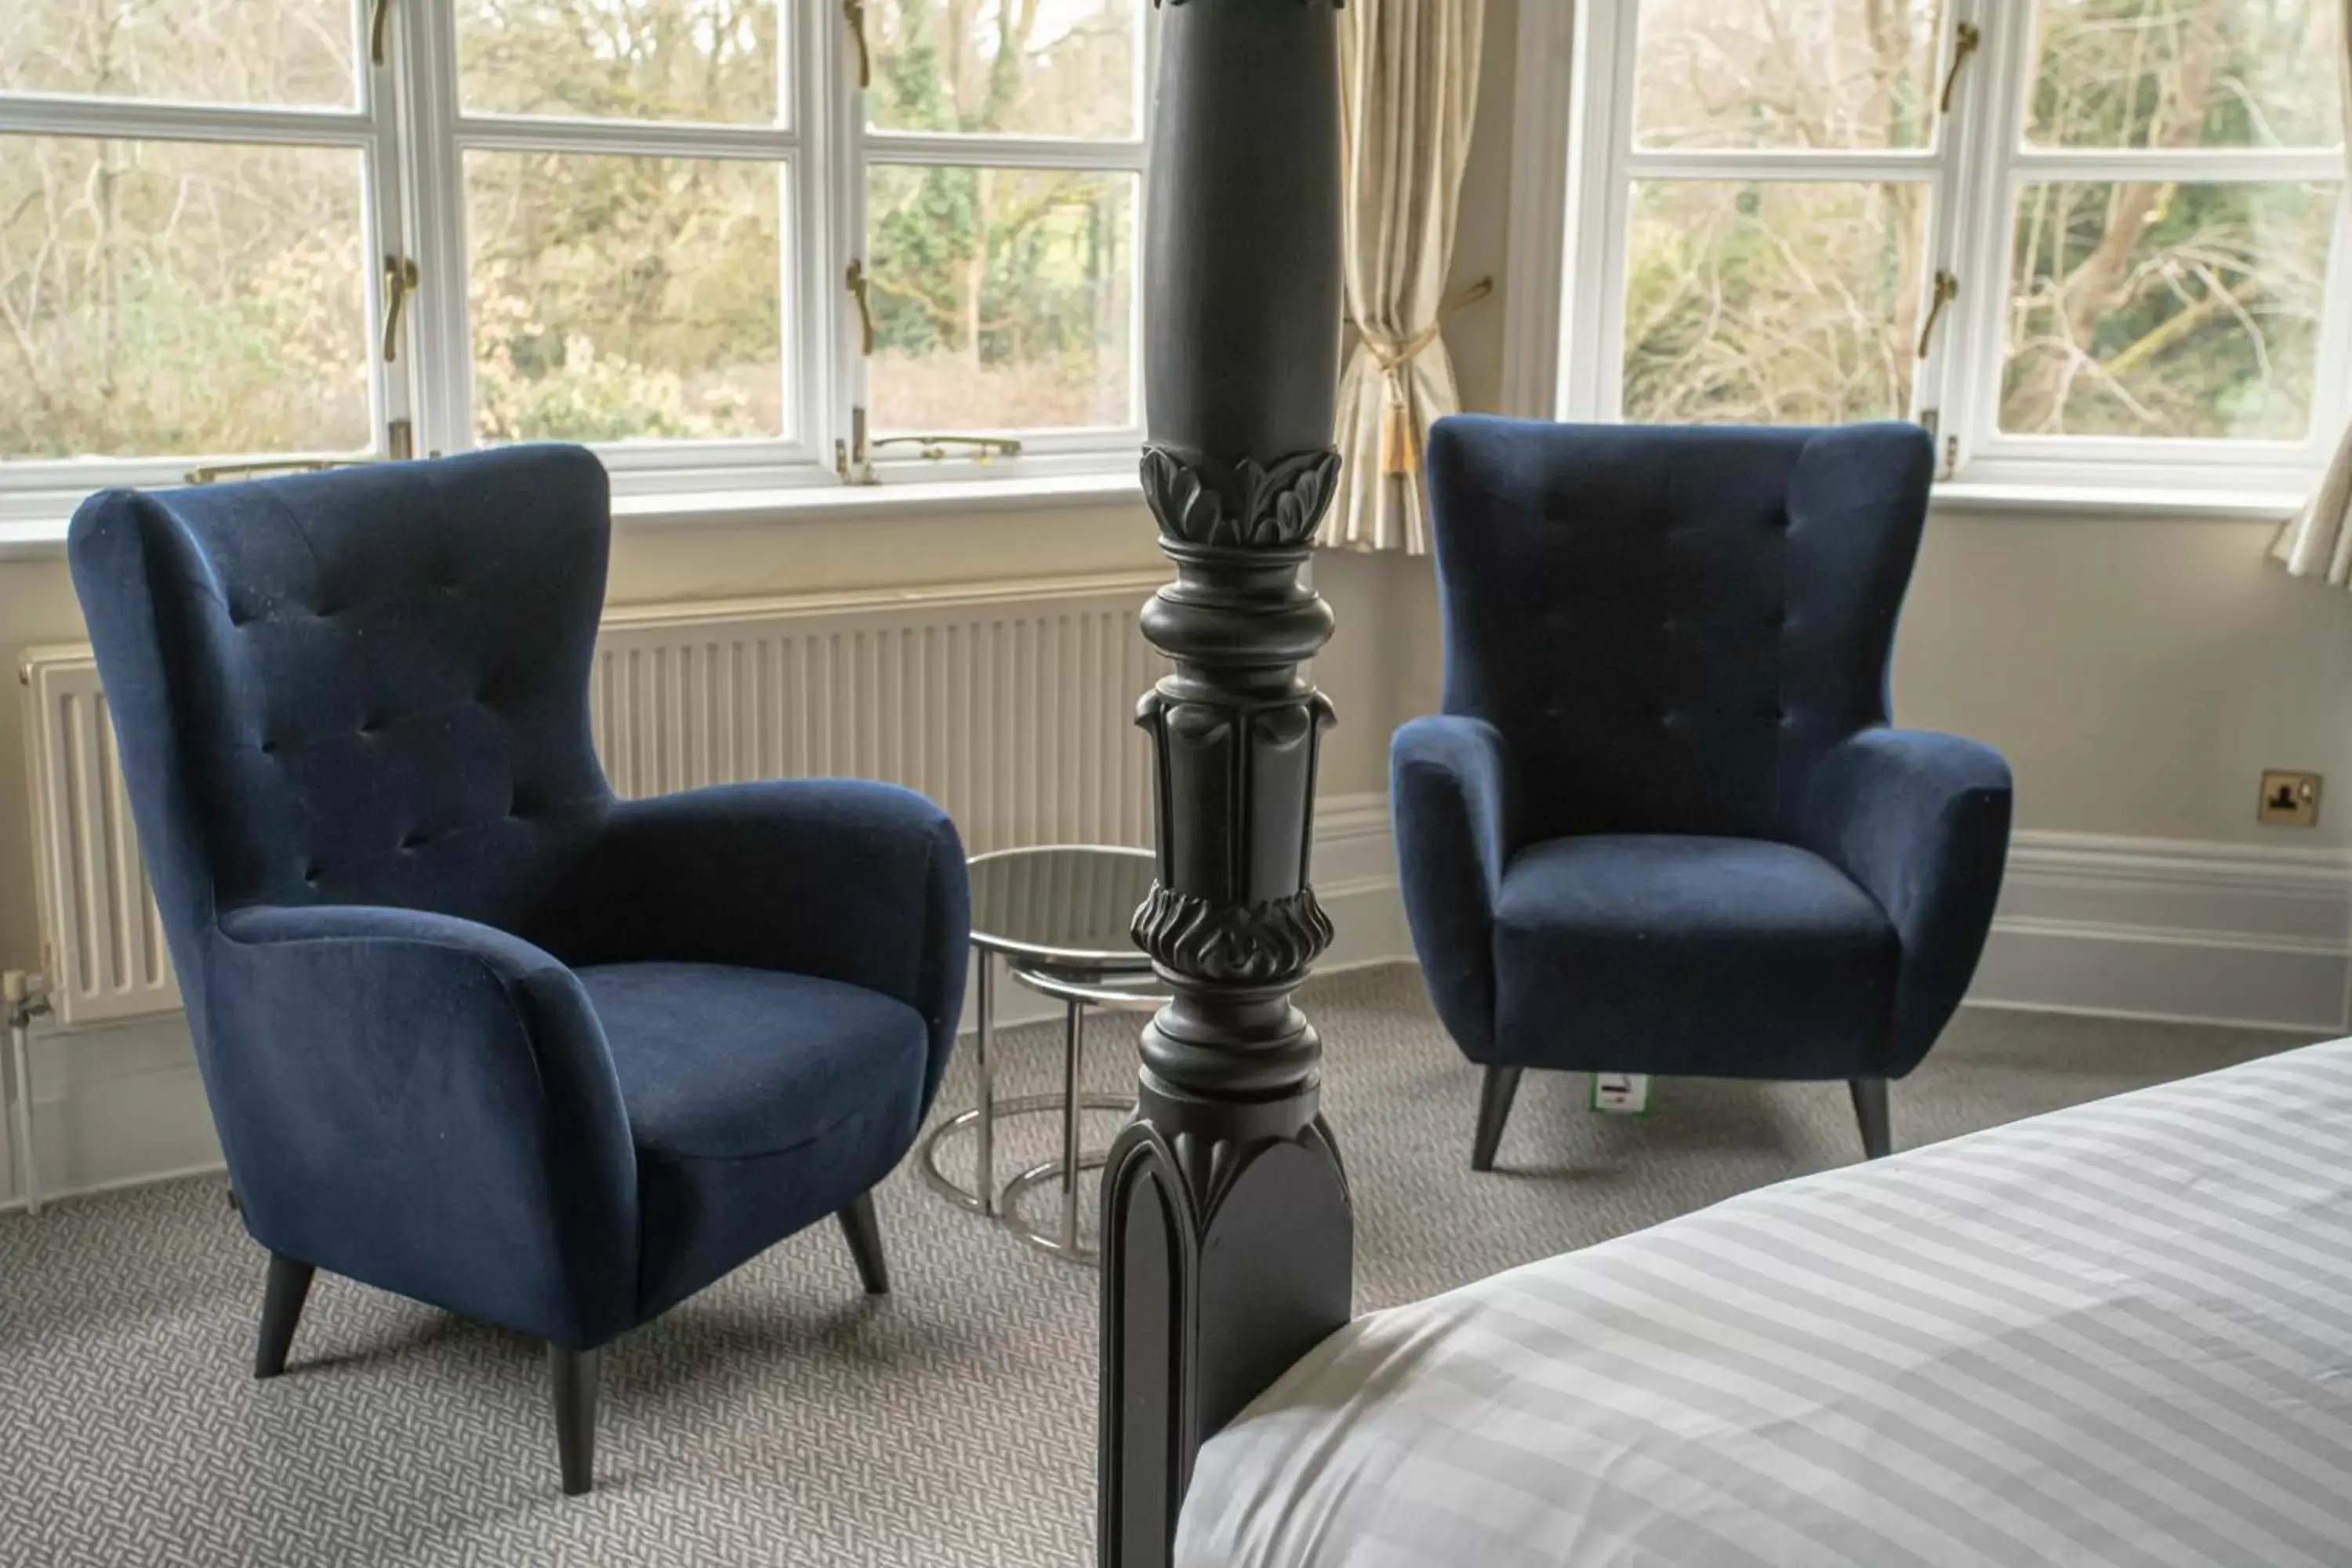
[{"left": 1099, "top": 3, "right": 1350, "bottom": 1565}]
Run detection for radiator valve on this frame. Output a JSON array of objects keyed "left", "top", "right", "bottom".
[{"left": 2, "top": 971, "right": 49, "bottom": 1025}]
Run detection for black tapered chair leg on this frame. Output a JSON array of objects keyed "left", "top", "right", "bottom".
[
  {"left": 550, "top": 1344, "right": 601, "bottom": 1497},
  {"left": 837, "top": 1191, "right": 890, "bottom": 1296},
  {"left": 1849, "top": 1076, "right": 1893, "bottom": 1160},
  {"left": 253, "top": 1253, "right": 314, "bottom": 1380},
  {"left": 1472, "top": 1066, "right": 1523, "bottom": 1173}
]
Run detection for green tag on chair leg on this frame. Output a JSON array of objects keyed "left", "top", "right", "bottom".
[{"left": 1589, "top": 1073, "right": 1651, "bottom": 1116}]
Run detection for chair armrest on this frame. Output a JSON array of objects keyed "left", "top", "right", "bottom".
[
  {"left": 568, "top": 780, "right": 971, "bottom": 1109},
  {"left": 1390, "top": 716, "right": 1519, "bottom": 1058},
  {"left": 1802, "top": 728, "right": 2014, "bottom": 1070},
  {"left": 210, "top": 904, "right": 637, "bottom": 1347}
]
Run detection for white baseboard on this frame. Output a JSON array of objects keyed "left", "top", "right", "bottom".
[
  {"left": 1970, "top": 831, "right": 2352, "bottom": 1035},
  {"left": 1290, "top": 818, "right": 2352, "bottom": 1036}
]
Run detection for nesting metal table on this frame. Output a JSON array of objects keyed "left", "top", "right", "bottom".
[{"left": 919, "top": 845, "right": 1164, "bottom": 1265}]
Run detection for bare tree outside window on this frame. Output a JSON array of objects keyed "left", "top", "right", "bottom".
[
  {"left": 863, "top": 0, "right": 1141, "bottom": 433},
  {"left": 1613, "top": 0, "right": 2346, "bottom": 447},
  {"left": 456, "top": 0, "right": 781, "bottom": 125},
  {"left": 1, "top": 3, "right": 368, "bottom": 463},
  {"left": 1622, "top": 0, "right": 1940, "bottom": 426},
  {"left": 1634, "top": 0, "right": 1944, "bottom": 151},
  {"left": 466, "top": 151, "right": 786, "bottom": 442},
  {"left": 1, "top": 0, "right": 354, "bottom": 108},
  {"left": 2002, "top": 0, "right": 2343, "bottom": 440},
  {"left": 1626, "top": 180, "right": 1929, "bottom": 424},
  {"left": 867, "top": 0, "right": 1136, "bottom": 138},
  {"left": 0, "top": 0, "right": 1148, "bottom": 477}
]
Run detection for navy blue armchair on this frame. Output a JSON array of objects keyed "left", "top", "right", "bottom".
[
  {"left": 68, "top": 446, "right": 968, "bottom": 1494},
  {"left": 1393, "top": 418, "right": 2010, "bottom": 1170}
]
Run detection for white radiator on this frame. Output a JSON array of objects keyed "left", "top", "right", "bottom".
[{"left": 18, "top": 570, "right": 1167, "bottom": 1030}]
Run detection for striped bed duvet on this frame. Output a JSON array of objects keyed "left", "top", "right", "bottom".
[{"left": 1176, "top": 1041, "right": 2352, "bottom": 1568}]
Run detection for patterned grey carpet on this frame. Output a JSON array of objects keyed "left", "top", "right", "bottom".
[{"left": 0, "top": 965, "right": 2313, "bottom": 1568}]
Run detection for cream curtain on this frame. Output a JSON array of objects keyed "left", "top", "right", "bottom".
[
  {"left": 1323, "top": 0, "right": 1486, "bottom": 555},
  {"left": 2273, "top": 5, "right": 2352, "bottom": 589}
]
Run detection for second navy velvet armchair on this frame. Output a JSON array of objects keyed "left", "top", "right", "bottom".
[
  {"left": 1393, "top": 417, "right": 2011, "bottom": 1170},
  {"left": 68, "top": 446, "right": 969, "bottom": 1494}
]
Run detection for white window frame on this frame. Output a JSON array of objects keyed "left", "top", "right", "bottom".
[
  {"left": 0, "top": 5, "right": 412, "bottom": 525},
  {"left": 835, "top": 2, "right": 1154, "bottom": 485},
  {"left": 397, "top": 0, "right": 829, "bottom": 499},
  {"left": 0, "top": 0, "right": 1154, "bottom": 525},
  {"left": 1515, "top": 0, "right": 2352, "bottom": 505}
]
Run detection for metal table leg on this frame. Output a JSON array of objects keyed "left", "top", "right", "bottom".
[
  {"left": 974, "top": 951, "right": 995, "bottom": 1216},
  {"left": 1061, "top": 998, "right": 1087, "bottom": 1250},
  {"left": 9, "top": 1011, "right": 38, "bottom": 1217},
  {"left": 919, "top": 943, "right": 1160, "bottom": 1265}
]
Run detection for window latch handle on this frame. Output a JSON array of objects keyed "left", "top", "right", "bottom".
[
  {"left": 836, "top": 406, "right": 879, "bottom": 486},
  {"left": 873, "top": 434, "right": 1026, "bottom": 465},
  {"left": 369, "top": 0, "right": 395, "bottom": 67},
  {"left": 1917, "top": 270, "right": 1958, "bottom": 360},
  {"left": 844, "top": 0, "right": 873, "bottom": 90},
  {"left": 846, "top": 257, "right": 875, "bottom": 356},
  {"left": 383, "top": 255, "right": 419, "bottom": 364},
  {"left": 186, "top": 457, "right": 369, "bottom": 485},
  {"left": 1939, "top": 22, "right": 1981, "bottom": 114}
]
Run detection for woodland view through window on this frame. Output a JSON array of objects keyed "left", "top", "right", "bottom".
[
  {"left": 0, "top": 0, "right": 1142, "bottom": 506},
  {"left": 5, "top": 2, "right": 2343, "bottom": 506},
  {"left": 1575, "top": 0, "right": 2349, "bottom": 491}
]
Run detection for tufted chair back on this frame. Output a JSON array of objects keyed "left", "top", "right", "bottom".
[
  {"left": 68, "top": 446, "right": 616, "bottom": 1020},
  {"left": 1425, "top": 417, "right": 1936, "bottom": 848}
]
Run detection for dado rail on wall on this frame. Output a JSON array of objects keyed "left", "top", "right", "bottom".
[{"left": 20, "top": 572, "right": 1169, "bottom": 1032}]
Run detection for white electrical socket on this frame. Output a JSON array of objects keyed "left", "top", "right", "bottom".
[{"left": 1590, "top": 1073, "right": 1651, "bottom": 1116}]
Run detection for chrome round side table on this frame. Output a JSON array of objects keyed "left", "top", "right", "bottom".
[{"left": 919, "top": 845, "right": 1165, "bottom": 1265}]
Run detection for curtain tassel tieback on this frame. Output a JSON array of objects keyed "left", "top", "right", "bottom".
[{"left": 1356, "top": 276, "right": 1494, "bottom": 477}]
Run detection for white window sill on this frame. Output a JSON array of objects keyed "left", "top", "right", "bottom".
[
  {"left": 0, "top": 469, "right": 1149, "bottom": 564},
  {"left": 1929, "top": 480, "right": 2305, "bottom": 522},
  {"left": 609, "top": 469, "right": 1145, "bottom": 528},
  {"left": 0, "top": 467, "right": 2307, "bottom": 563}
]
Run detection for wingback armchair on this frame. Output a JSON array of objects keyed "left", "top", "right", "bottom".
[
  {"left": 1393, "top": 417, "right": 2011, "bottom": 1170},
  {"left": 68, "top": 446, "right": 969, "bottom": 1494}
]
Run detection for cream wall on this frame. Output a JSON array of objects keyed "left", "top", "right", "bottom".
[{"left": 1900, "top": 515, "right": 2352, "bottom": 848}]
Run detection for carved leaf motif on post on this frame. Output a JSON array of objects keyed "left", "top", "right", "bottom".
[
  {"left": 1131, "top": 883, "right": 1335, "bottom": 983},
  {"left": 1140, "top": 447, "right": 1342, "bottom": 550}
]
